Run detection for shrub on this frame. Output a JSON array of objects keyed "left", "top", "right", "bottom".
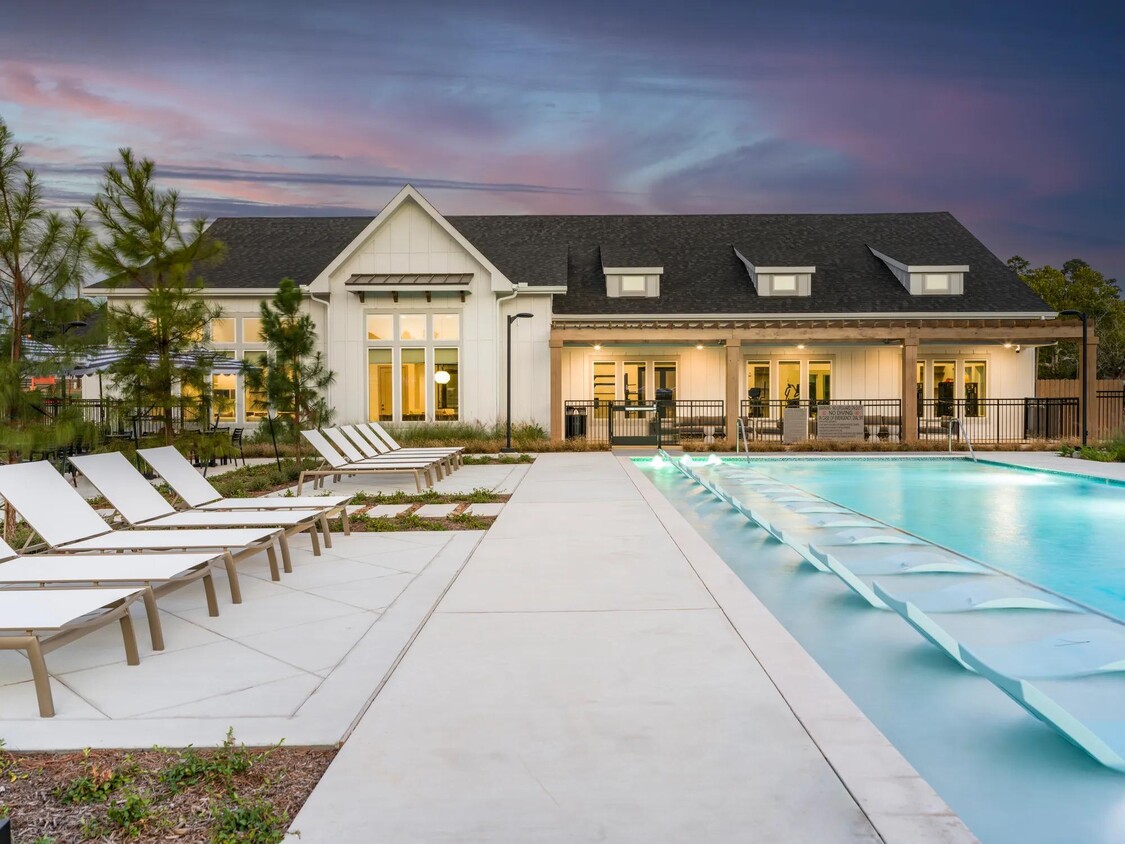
[{"left": 210, "top": 796, "right": 289, "bottom": 844}]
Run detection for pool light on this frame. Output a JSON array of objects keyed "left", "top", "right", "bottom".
[
  {"left": 651, "top": 454, "right": 667, "bottom": 469},
  {"left": 706, "top": 453, "right": 723, "bottom": 466},
  {"left": 680, "top": 454, "right": 694, "bottom": 466}
]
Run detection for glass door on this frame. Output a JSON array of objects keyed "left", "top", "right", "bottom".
[
  {"left": 746, "top": 361, "right": 770, "bottom": 417},
  {"left": 622, "top": 361, "right": 647, "bottom": 403}
]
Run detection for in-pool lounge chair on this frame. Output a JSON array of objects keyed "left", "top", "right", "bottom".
[
  {"left": 70, "top": 452, "right": 330, "bottom": 567},
  {"left": 0, "top": 535, "right": 222, "bottom": 619},
  {"left": 776, "top": 525, "right": 922, "bottom": 571},
  {"left": 0, "top": 461, "right": 281, "bottom": 603},
  {"left": 299, "top": 429, "right": 440, "bottom": 493},
  {"left": 137, "top": 445, "right": 352, "bottom": 533},
  {"left": 323, "top": 428, "right": 447, "bottom": 480},
  {"left": 0, "top": 587, "right": 148, "bottom": 717},
  {"left": 340, "top": 425, "right": 460, "bottom": 474},
  {"left": 363, "top": 422, "right": 464, "bottom": 466}
]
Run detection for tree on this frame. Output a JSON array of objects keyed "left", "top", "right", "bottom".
[
  {"left": 1008, "top": 255, "right": 1125, "bottom": 379},
  {"left": 243, "top": 278, "right": 335, "bottom": 459},
  {"left": 0, "top": 117, "right": 93, "bottom": 539},
  {"left": 91, "top": 149, "right": 225, "bottom": 442}
]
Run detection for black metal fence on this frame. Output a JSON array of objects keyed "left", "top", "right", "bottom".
[
  {"left": 918, "top": 397, "right": 1078, "bottom": 443},
  {"left": 1095, "top": 390, "right": 1124, "bottom": 440},
  {"left": 737, "top": 398, "right": 903, "bottom": 442},
  {"left": 564, "top": 400, "right": 725, "bottom": 445}
]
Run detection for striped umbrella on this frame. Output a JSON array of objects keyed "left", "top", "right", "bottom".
[{"left": 68, "top": 347, "right": 250, "bottom": 376}]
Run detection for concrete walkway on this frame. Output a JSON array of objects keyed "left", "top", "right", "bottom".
[{"left": 288, "top": 453, "right": 971, "bottom": 843}]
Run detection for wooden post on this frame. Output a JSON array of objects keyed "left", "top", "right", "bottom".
[
  {"left": 725, "top": 339, "right": 742, "bottom": 443},
  {"left": 550, "top": 339, "right": 564, "bottom": 441},
  {"left": 901, "top": 336, "right": 919, "bottom": 442},
  {"left": 1085, "top": 334, "right": 1099, "bottom": 441}
]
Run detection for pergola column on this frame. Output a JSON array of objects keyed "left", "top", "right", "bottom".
[
  {"left": 901, "top": 336, "right": 919, "bottom": 442},
  {"left": 1084, "top": 334, "right": 1099, "bottom": 441},
  {"left": 549, "top": 338, "right": 564, "bottom": 441},
  {"left": 725, "top": 339, "right": 742, "bottom": 442}
]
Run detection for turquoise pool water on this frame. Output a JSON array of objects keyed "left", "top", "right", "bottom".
[{"left": 723, "top": 457, "right": 1125, "bottom": 621}]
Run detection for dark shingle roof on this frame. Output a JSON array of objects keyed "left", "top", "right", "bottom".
[
  {"left": 194, "top": 217, "right": 373, "bottom": 289},
  {"left": 95, "top": 210, "right": 1049, "bottom": 316},
  {"left": 454, "top": 211, "right": 1050, "bottom": 315}
]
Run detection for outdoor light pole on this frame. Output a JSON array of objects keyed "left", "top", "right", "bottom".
[
  {"left": 265, "top": 403, "right": 282, "bottom": 471},
  {"left": 1059, "top": 309, "right": 1088, "bottom": 445},
  {"left": 502, "top": 312, "right": 534, "bottom": 453}
]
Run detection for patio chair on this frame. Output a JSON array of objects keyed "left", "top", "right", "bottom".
[
  {"left": 230, "top": 427, "right": 247, "bottom": 467},
  {"left": 341, "top": 424, "right": 460, "bottom": 472},
  {"left": 0, "top": 587, "right": 147, "bottom": 717},
  {"left": 0, "top": 461, "right": 282, "bottom": 604},
  {"left": 298, "top": 429, "right": 439, "bottom": 493},
  {"left": 138, "top": 445, "right": 352, "bottom": 532},
  {"left": 70, "top": 452, "right": 331, "bottom": 566},
  {"left": 363, "top": 422, "right": 464, "bottom": 466}
]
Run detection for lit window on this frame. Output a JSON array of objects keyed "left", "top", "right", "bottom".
[
  {"left": 243, "top": 318, "right": 264, "bottom": 344},
  {"left": 620, "top": 275, "right": 647, "bottom": 294},
  {"left": 400, "top": 348, "right": 426, "bottom": 420},
  {"left": 923, "top": 273, "right": 951, "bottom": 292},
  {"left": 243, "top": 351, "right": 269, "bottom": 420},
  {"left": 210, "top": 318, "right": 235, "bottom": 344},
  {"left": 432, "top": 314, "right": 460, "bottom": 341},
  {"left": 366, "top": 314, "right": 393, "bottom": 341},
  {"left": 771, "top": 275, "right": 797, "bottom": 293},
  {"left": 964, "top": 361, "right": 986, "bottom": 417},
  {"left": 368, "top": 349, "right": 392, "bottom": 421},
  {"left": 434, "top": 348, "right": 459, "bottom": 420},
  {"left": 399, "top": 314, "right": 427, "bottom": 341}
]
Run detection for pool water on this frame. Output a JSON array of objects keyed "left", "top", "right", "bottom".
[{"left": 726, "top": 457, "right": 1125, "bottom": 621}]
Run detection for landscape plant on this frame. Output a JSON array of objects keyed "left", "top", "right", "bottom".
[
  {"left": 242, "top": 278, "right": 335, "bottom": 460},
  {"left": 91, "top": 149, "right": 225, "bottom": 443}
]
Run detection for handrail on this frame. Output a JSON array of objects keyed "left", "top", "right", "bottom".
[
  {"left": 948, "top": 417, "right": 977, "bottom": 462},
  {"left": 736, "top": 416, "right": 751, "bottom": 458}
]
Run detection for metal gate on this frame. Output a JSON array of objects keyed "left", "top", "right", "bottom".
[{"left": 608, "top": 402, "right": 659, "bottom": 445}]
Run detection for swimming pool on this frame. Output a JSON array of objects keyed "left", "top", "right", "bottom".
[
  {"left": 719, "top": 457, "right": 1125, "bottom": 621},
  {"left": 640, "top": 457, "right": 1125, "bottom": 844}
]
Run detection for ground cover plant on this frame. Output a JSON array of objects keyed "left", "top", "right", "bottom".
[
  {"left": 1061, "top": 436, "right": 1125, "bottom": 462},
  {"left": 0, "top": 731, "right": 333, "bottom": 843}
]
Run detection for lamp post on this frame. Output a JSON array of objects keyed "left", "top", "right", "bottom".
[
  {"left": 265, "top": 403, "right": 282, "bottom": 471},
  {"left": 502, "top": 312, "right": 534, "bottom": 454},
  {"left": 1059, "top": 309, "right": 1088, "bottom": 445}
]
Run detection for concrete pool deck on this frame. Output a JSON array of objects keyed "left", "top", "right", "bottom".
[{"left": 288, "top": 453, "right": 973, "bottom": 843}]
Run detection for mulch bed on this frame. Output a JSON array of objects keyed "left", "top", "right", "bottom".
[{"left": 0, "top": 736, "right": 335, "bottom": 843}]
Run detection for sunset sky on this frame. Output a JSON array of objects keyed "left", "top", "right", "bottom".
[{"left": 2, "top": 1, "right": 1122, "bottom": 278}]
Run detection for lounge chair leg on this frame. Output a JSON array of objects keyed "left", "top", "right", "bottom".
[
  {"left": 279, "top": 533, "right": 295, "bottom": 571},
  {"left": 25, "top": 637, "right": 55, "bottom": 718},
  {"left": 119, "top": 611, "right": 141, "bottom": 666},
  {"left": 140, "top": 587, "right": 165, "bottom": 651},
  {"left": 414, "top": 470, "right": 422, "bottom": 493},
  {"left": 319, "top": 514, "right": 332, "bottom": 549},
  {"left": 297, "top": 472, "right": 307, "bottom": 495},
  {"left": 266, "top": 540, "right": 282, "bottom": 580},
  {"left": 308, "top": 522, "right": 321, "bottom": 556},
  {"left": 223, "top": 550, "right": 243, "bottom": 604},
  {"left": 202, "top": 572, "right": 220, "bottom": 617},
  {"left": 341, "top": 508, "right": 351, "bottom": 535}
]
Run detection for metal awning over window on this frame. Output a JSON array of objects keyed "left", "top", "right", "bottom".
[{"left": 345, "top": 273, "right": 472, "bottom": 289}]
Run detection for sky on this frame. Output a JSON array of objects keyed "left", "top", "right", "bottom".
[{"left": 1, "top": 0, "right": 1123, "bottom": 279}]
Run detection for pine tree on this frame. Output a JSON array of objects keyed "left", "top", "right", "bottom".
[
  {"left": 243, "top": 278, "right": 335, "bottom": 459},
  {"left": 91, "top": 149, "right": 225, "bottom": 443}
]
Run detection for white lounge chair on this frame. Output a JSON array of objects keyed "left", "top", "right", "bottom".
[
  {"left": 70, "top": 452, "right": 330, "bottom": 567},
  {"left": 323, "top": 428, "right": 446, "bottom": 480},
  {"left": 363, "top": 422, "right": 464, "bottom": 465},
  {"left": 341, "top": 425, "right": 460, "bottom": 473},
  {"left": 0, "top": 462, "right": 282, "bottom": 603},
  {"left": 0, "top": 535, "right": 221, "bottom": 619},
  {"left": 0, "top": 587, "right": 147, "bottom": 716},
  {"left": 137, "top": 445, "right": 352, "bottom": 534},
  {"left": 299, "top": 429, "right": 440, "bottom": 493}
]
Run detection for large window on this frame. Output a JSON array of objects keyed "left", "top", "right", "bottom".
[
  {"left": 433, "top": 314, "right": 460, "bottom": 341},
  {"left": 623, "top": 361, "right": 646, "bottom": 402},
  {"left": 933, "top": 361, "right": 956, "bottom": 416},
  {"left": 808, "top": 360, "right": 831, "bottom": 403},
  {"left": 779, "top": 361, "right": 801, "bottom": 405},
  {"left": 655, "top": 361, "right": 676, "bottom": 400},
  {"left": 367, "top": 349, "right": 392, "bottom": 421},
  {"left": 366, "top": 314, "right": 393, "bottom": 340},
  {"left": 242, "top": 318, "right": 264, "bottom": 345},
  {"left": 746, "top": 362, "right": 770, "bottom": 416},
  {"left": 400, "top": 348, "right": 426, "bottom": 420},
  {"left": 964, "top": 360, "right": 987, "bottom": 417},
  {"left": 434, "top": 349, "right": 459, "bottom": 420},
  {"left": 593, "top": 361, "right": 615, "bottom": 415},
  {"left": 399, "top": 314, "right": 427, "bottom": 341},
  {"left": 210, "top": 318, "right": 235, "bottom": 344},
  {"left": 243, "top": 352, "right": 269, "bottom": 421}
]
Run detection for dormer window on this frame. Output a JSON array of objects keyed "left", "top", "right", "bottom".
[
  {"left": 869, "top": 248, "right": 967, "bottom": 296},
  {"left": 604, "top": 267, "right": 662, "bottom": 298},
  {"left": 620, "top": 274, "right": 648, "bottom": 294},
  {"left": 771, "top": 274, "right": 798, "bottom": 293}
]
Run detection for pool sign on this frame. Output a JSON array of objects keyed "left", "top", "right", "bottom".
[
  {"left": 817, "top": 405, "right": 865, "bottom": 440},
  {"left": 782, "top": 407, "right": 809, "bottom": 442}
]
